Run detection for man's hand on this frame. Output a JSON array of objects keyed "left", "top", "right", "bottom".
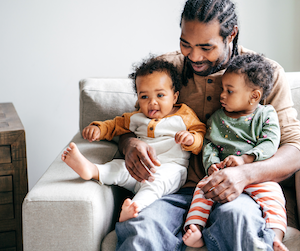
[
  {"left": 121, "top": 135, "right": 161, "bottom": 182},
  {"left": 197, "top": 167, "right": 248, "bottom": 204},
  {"left": 198, "top": 145, "right": 300, "bottom": 204},
  {"left": 82, "top": 125, "right": 101, "bottom": 142}
]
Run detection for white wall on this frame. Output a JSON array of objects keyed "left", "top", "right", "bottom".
[
  {"left": 235, "top": 0, "right": 300, "bottom": 72},
  {"left": 0, "top": 0, "right": 299, "bottom": 190}
]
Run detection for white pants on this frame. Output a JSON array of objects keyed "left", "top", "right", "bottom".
[{"left": 96, "top": 159, "right": 187, "bottom": 211}]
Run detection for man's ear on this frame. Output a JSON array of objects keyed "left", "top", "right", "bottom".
[
  {"left": 228, "top": 25, "right": 238, "bottom": 44},
  {"left": 173, "top": 91, "right": 179, "bottom": 104},
  {"left": 250, "top": 89, "right": 261, "bottom": 104}
]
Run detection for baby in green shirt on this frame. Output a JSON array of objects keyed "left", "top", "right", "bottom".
[{"left": 183, "top": 53, "right": 288, "bottom": 251}]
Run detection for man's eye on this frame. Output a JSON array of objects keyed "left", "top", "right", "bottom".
[
  {"left": 181, "top": 43, "right": 191, "bottom": 48},
  {"left": 202, "top": 47, "right": 211, "bottom": 51},
  {"left": 157, "top": 94, "right": 164, "bottom": 98},
  {"left": 227, "top": 90, "right": 233, "bottom": 94}
]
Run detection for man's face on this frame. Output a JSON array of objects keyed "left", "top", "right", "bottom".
[{"left": 180, "top": 19, "right": 231, "bottom": 76}]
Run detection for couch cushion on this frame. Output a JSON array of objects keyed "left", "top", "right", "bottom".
[{"left": 79, "top": 78, "right": 137, "bottom": 132}]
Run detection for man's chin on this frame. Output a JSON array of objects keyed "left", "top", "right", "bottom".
[
  {"left": 192, "top": 67, "right": 215, "bottom": 77},
  {"left": 187, "top": 58, "right": 225, "bottom": 76},
  {"left": 188, "top": 61, "right": 214, "bottom": 76}
]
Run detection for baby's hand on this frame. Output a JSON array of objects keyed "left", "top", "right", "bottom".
[
  {"left": 175, "top": 131, "right": 194, "bottom": 146},
  {"left": 222, "top": 155, "right": 244, "bottom": 167},
  {"left": 82, "top": 125, "right": 101, "bottom": 142},
  {"left": 222, "top": 154, "right": 255, "bottom": 167},
  {"left": 207, "top": 164, "right": 220, "bottom": 176}
]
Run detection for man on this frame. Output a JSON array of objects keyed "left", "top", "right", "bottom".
[{"left": 115, "top": 0, "right": 300, "bottom": 250}]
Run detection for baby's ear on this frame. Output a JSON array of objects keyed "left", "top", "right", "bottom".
[
  {"left": 135, "top": 100, "right": 140, "bottom": 110},
  {"left": 250, "top": 89, "right": 262, "bottom": 103},
  {"left": 173, "top": 91, "right": 179, "bottom": 104}
]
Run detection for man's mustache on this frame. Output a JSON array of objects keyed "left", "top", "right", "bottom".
[{"left": 186, "top": 57, "right": 211, "bottom": 66}]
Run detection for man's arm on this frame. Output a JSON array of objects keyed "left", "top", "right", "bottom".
[
  {"left": 118, "top": 133, "right": 160, "bottom": 182},
  {"left": 198, "top": 144, "right": 300, "bottom": 204}
]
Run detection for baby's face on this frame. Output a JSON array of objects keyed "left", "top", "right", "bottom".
[
  {"left": 220, "top": 72, "right": 255, "bottom": 115},
  {"left": 136, "top": 71, "right": 178, "bottom": 119}
]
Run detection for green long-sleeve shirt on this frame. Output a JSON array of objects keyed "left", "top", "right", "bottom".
[{"left": 203, "top": 104, "right": 280, "bottom": 173}]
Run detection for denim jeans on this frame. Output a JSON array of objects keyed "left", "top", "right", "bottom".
[
  {"left": 202, "top": 193, "right": 275, "bottom": 251},
  {"left": 115, "top": 188, "right": 275, "bottom": 251}
]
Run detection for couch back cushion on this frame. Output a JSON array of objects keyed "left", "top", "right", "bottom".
[
  {"left": 79, "top": 72, "right": 300, "bottom": 132},
  {"left": 286, "top": 72, "right": 300, "bottom": 119},
  {"left": 79, "top": 78, "right": 137, "bottom": 132}
]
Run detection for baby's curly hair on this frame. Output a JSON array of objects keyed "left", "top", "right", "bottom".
[
  {"left": 225, "top": 53, "right": 276, "bottom": 100},
  {"left": 129, "top": 55, "right": 182, "bottom": 93}
]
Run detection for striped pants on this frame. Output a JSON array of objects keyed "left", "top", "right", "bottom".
[{"left": 184, "top": 179, "right": 287, "bottom": 233}]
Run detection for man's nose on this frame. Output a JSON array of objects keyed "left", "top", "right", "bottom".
[{"left": 188, "top": 48, "right": 204, "bottom": 63}]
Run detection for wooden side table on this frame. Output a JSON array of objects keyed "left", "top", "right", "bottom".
[{"left": 0, "top": 103, "right": 28, "bottom": 251}]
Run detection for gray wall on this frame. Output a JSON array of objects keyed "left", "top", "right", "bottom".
[{"left": 0, "top": 0, "right": 299, "bottom": 189}]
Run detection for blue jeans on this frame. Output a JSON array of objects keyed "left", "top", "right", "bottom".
[
  {"left": 202, "top": 193, "right": 275, "bottom": 251},
  {"left": 115, "top": 188, "right": 275, "bottom": 251}
]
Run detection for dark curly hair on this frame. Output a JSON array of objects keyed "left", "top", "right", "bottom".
[
  {"left": 129, "top": 55, "right": 182, "bottom": 93},
  {"left": 181, "top": 0, "right": 239, "bottom": 53},
  {"left": 225, "top": 53, "right": 275, "bottom": 100}
]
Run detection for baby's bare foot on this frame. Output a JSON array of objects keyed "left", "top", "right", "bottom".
[
  {"left": 273, "top": 237, "right": 289, "bottom": 251},
  {"left": 119, "top": 198, "right": 139, "bottom": 222},
  {"left": 182, "top": 224, "right": 205, "bottom": 248},
  {"left": 61, "top": 142, "right": 99, "bottom": 180}
]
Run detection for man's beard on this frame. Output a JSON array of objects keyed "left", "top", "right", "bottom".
[
  {"left": 186, "top": 56, "right": 227, "bottom": 76},
  {"left": 187, "top": 44, "right": 230, "bottom": 76}
]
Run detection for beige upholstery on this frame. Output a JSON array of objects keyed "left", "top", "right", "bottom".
[{"left": 23, "top": 73, "right": 300, "bottom": 251}]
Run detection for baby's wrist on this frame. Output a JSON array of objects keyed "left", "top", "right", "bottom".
[
  {"left": 242, "top": 154, "right": 255, "bottom": 164},
  {"left": 188, "top": 134, "right": 195, "bottom": 145}
]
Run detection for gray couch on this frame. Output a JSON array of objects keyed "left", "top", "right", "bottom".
[{"left": 23, "top": 73, "right": 300, "bottom": 251}]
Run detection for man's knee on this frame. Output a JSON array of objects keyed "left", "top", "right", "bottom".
[{"left": 209, "top": 193, "right": 261, "bottom": 225}]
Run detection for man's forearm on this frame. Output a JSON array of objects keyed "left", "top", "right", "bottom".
[{"left": 244, "top": 144, "right": 300, "bottom": 184}]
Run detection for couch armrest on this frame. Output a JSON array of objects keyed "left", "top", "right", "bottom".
[
  {"left": 22, "top": 132, "right": 125, "bottom": 251},
  {"left": 295, "top": 171, "right": 300, "bottom": 228}
]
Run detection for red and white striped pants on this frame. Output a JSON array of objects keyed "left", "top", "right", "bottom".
[{"left": 184, "top": 179, "right": 287, "bottom": 233}]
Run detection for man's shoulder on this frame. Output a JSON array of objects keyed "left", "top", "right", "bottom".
[
  {"left": 157, "top": 51, "right": 185, "bottom": 71},
  {"left": 157, "top": 50, "right": 183, "bottom": 60},
  {"left": 238, "top": 45, "right": 256, "bottom": 55}
]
